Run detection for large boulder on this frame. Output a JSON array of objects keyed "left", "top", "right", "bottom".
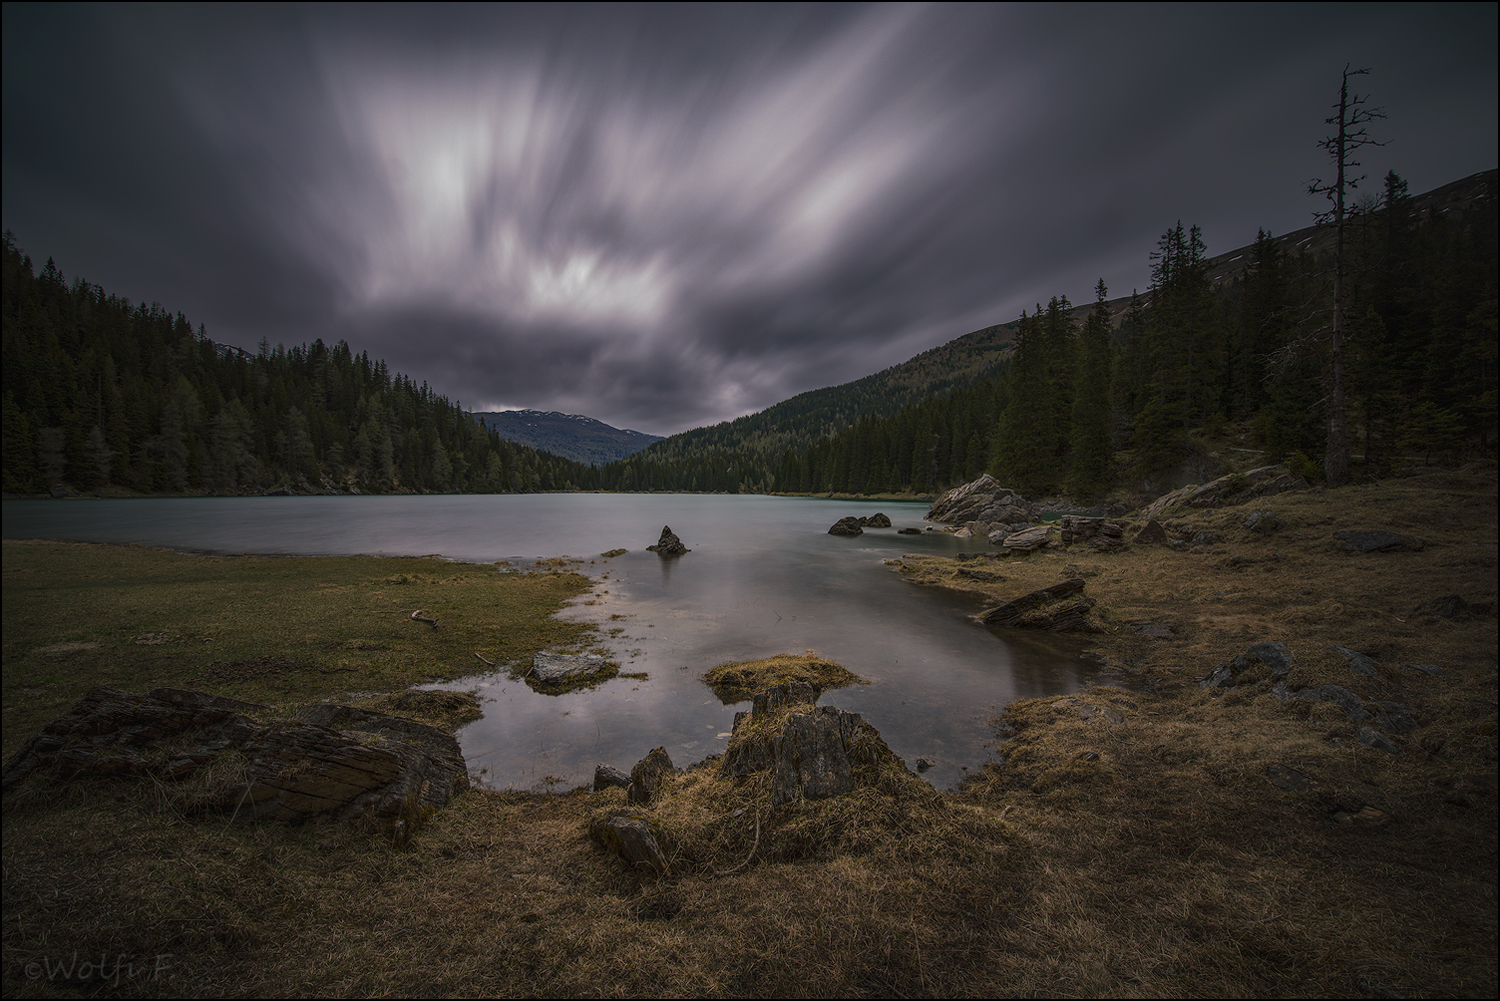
[
  {"left": 926, "top": 474, "right": 1034, "bottom": 526},
  {"left": 865, "top": 512, "right": 892, "bottom": 528},
  {"left": 1, "top": 687, "right": 467, "bottom": 837},
  {"left": 828, "top": 516, "right": 864, "bottom": 536},
  {"left": 531, "top": 651, "right": 612, "bottom": 686},
  {"left": 646, "top": 525, "right": 690, "bottom": 555},
  {"left": 1140, "top": 465, "right": 1308, "bottom": 521}
]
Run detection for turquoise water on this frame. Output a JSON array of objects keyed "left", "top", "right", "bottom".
[{"left": 4, "top": 494, "right": 1098, "bottom": 790}]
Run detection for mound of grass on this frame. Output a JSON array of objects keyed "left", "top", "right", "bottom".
[{"left": 701, "top": 650, "right": 868, "bottom": 704}]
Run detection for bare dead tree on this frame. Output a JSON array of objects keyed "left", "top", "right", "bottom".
[{"left": 1308, "top": 65, "right": 1385, "bottom": 486}]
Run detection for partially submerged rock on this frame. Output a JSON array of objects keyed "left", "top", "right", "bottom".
[
  {"left": 531, "top": 651, "right": 613, "bottom": 687},
  {"left": 828, "top": 516, "right": 864, "bottom": 536},
  {"left": 1, "top": 687, "right": 467, "bottom": 837},
  {"left": 702, "top": 652, "right": 867, "bottom": 704},
  {"left": 865, "top": 512, "right": 892, "bottom": 528},
  {"left": 646, "top": 526, "right": 690, "bottom": 555},
  {"left": 978, "top": 579, "right": 1097, "bottom": 632}
]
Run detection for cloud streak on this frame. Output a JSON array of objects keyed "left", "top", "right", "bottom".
[{"left": 4, "top": 4, "right": 1496, "bottom": 435}]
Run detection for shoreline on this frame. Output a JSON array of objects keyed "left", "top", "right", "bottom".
[{"left": 3, "top": 472, "right": 1496, "bottom": 997}]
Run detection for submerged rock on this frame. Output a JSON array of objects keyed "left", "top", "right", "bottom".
[{"left": 647, "top": 525, "right": 690, "bottom": 555}]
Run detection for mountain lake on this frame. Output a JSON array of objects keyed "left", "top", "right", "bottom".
[{"left": 3, "top": 493, "right": 1107, "bottom": 791}]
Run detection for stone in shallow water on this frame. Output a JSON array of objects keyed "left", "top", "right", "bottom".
[{"left": 531, "top": 651, "right": 611, "bottom": 684}]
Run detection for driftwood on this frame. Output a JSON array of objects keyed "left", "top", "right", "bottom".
[
  {"left": 474, "top": 652, "right": 497, "bottom": 667},
  {"left": 410, "top": 610, "right": 438, "bottom": 629}
]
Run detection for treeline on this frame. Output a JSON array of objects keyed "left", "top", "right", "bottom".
[
  {"left": 1, "top": 235, "right": 595, "bottom": 496},
  {"left": 763, "top": 168, "right": 1497, "bottom": 500}
]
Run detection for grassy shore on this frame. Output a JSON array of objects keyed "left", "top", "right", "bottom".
[{"left": 3, "top": 472, "right": 1497, "bottom": 998}]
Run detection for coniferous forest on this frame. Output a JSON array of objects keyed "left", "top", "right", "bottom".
[{"left": 3, "top": 169, "right": 1495, "bottom": 500}]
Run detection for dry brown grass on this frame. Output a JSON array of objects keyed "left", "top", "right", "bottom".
[{"left": 3, "top": 474, "right": 1496, "bottom": 997}]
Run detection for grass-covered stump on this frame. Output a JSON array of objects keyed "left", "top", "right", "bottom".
[{"left": 702, "top": 650, "right": 868, "bottom": 704}]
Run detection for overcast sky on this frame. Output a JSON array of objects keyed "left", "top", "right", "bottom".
[{"left": 4, "top": 3, "right": 1496, "bottom": 436}]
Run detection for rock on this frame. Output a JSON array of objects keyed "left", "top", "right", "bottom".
[
  {"left": 1243, "top": 510, "right": 1283, "bottom": 533},
  {"left": 1199, "top": 641, "right": 1294, "bottom": 689},
  {"left": 771, "top": 707, "right": 858, "bottom": 807},
  {"left": 1267, "top": 764, "right": 1313, "bottom": 793},
  {"left": 626, "top": 747, "right": 675, "bottom": 805},
  {"left": 1414, "top": 594, "right": 1477, "bottom": 620},
  {"left": 646, "top": 525, "right": 690, "bottom": 555},
  {"left": 979, "top": 579, "right": 1096, "bottom": 632},
  {"left": 600, "top": 548, "right": 628, "bottom": 558},
  {"left": 1333, "top": 530, "right": 1423, "bottom": 553},
  {"left": 718, "top": 685, "right": 902, "bottom": 805},
  {"left": 857, "top": 516, "right": 870, "bottom": 526},
  {"left": 1001, "top": 525, "right": 1052, "bottom": 552},
  {"left": 1133, "top": 520, "right": 1170, "bottom": 544},
  {"left": 1272, "top": 681, "right": 1371, "bottom": 723},
  {"left": 828, "top": 516, "right": 864, "bottom": 536},
  {"left": 594, "top": 763, "right": 631, "bottom": 791},
  {"left": 531, "top": 651, "right": 611, "bottom": 685},
  {"left": 1325, "top": 644, "right": 1378, "bottom": 677},
  {"left": 0, "top": 687, "right": 467, "bottom": 836},
  {"left": 866, "top": 512, "right": 892, "bottom": 528},
  {"left": 1357, "top": 727, "right": 1400, "bottom": 754},
  {"left": 1191, "top": 530, "right": 1223, "bottom": 546},
  {"left": 926, "top": 474, "right": 1034, "bottom": 526},
  {"left": 915, "top": 757, "right": 935, "bottom": 772},
  {"left": 589, "top": 810, "right": 670, "bottom": 874},
  {"left": 1140, "top": 464, "right": 1309, "bottom": 520},
  {"left": 897, "top": 527, "right": 922, "bottom": 535},
  {"left": 1130, "top": 622, "right": 1176, "bottom": 639}
]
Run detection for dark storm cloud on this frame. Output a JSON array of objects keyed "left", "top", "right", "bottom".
[{"left": 5, "top": 3, "right": 1496, "bottom": 435}]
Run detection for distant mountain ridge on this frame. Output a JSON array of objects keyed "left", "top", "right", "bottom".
[{"left": 472, "top": 410, "right": 663, "bottom": 466}]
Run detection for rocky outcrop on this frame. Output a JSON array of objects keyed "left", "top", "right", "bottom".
[
  {"left": 998, "top": 524, "right": 1051, "bottom": 552},
  {"left": 926, "top": 474, "right": 1034, "bottom": 526},
  {"left": 1, "top": 687, "right": 467, "bottom": 837},
  {"left": 1199, "top": 641, "right": 1295, "bottom": 689},
  {"left": 646, "top": 525, "right": 690, "bottom": 555},
  {"left": 1139, "top": 465, "right": 1308, "bottom": 521},
  {"left": 978, "top": 579, "right": 1097, "bottom": 631},
  {"left": 828, "top": 516, "right": 864, "bottom": 536},
  {"left": 1058, "top": 516, "right": 1125, "bottom": 551},
  {"left": 718, "top": 682, "right": 901, "bottom": 807}
]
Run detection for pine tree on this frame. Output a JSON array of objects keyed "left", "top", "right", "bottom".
[{"left": 1068, "top": 280, "right": 1113, "bottom": 499}]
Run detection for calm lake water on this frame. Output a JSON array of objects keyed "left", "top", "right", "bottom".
[{"left": 3, "top": 494, "right": 1102, "bottom": 790}]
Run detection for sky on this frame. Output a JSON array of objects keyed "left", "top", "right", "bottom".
[{"left": 4, "top": 4, "right": 1496, "bottom": 437}]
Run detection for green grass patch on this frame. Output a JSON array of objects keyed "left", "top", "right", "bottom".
[{"left": 2, "top": 540, "right": 594, "bottom": 760}]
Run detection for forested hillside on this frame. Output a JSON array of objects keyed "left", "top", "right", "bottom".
[
  {"left": 592, "top": 168, "right": 1497, "bottom": 499},
  {"left": 1, "top": 235, "right": 596, "bottom": 496}
]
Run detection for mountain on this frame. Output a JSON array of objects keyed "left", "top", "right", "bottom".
[
  {"left": 634, "top": 322, "right": 1016, "bottom": 465},
  {"left": 472, "top": 410, "right": 663, "bottom": 466}
]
